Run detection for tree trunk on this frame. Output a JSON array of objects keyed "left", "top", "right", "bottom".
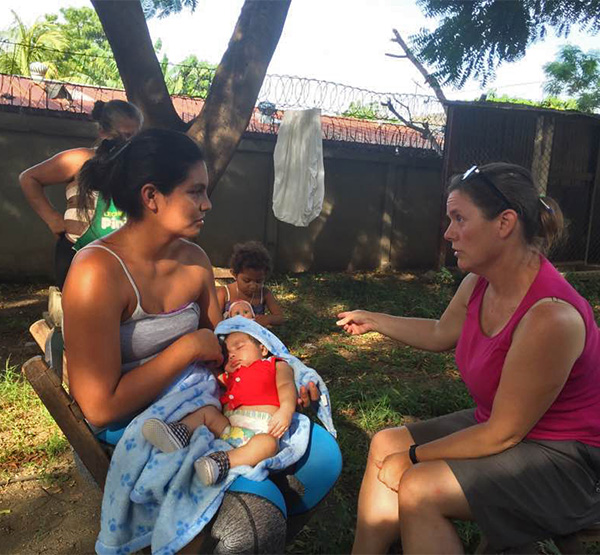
[
  {"left": 91, "top": 0, "right": 186, "bottom": 131},
  {"left": 93, "top": 0, "right": 291, "bottom": 193},
  {"left": 187, "top": 0, "right": 291, "bottom": 194}
]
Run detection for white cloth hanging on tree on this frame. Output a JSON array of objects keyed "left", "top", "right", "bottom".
[{"left": 272, "top": 108, "right": 325, "bottom": 227}]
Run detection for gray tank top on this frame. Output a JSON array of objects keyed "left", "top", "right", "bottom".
[{"left": 80, "top": 245, "right": 200, "bottom": 372}]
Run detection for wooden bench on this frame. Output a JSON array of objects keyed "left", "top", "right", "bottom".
[
  {"left": 22, "top": 355, "right": 110, "bottom": 489},
  {"left": 25, "top": 316, "right": 109, "bottom": 489}
]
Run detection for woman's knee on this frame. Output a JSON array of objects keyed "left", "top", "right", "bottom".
[
  {"left": 398, "top": 462, "right": 462, "bottom": 517},
  {"left": 369, "top": 426, "right": 412, "bottom": 461},
  {"left": 397, "top": 466, "right": 431, "bottom": 514}
]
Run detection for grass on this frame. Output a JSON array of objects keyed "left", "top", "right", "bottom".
[
  {"left": 272, "top": 268, "right": 600, "bottom": 553},
  {"left": 2, "top": 268, "right": 600, "bottom": 553},
  {"left": 0, "top": 358, "right": 69, "bottom": 481},
  {"left": 269, "top": 269, "right": 478, "bottom": 553}
]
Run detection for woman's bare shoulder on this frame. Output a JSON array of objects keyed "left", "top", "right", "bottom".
[
  {"left": 21, "top": 147, "right": 95, "bottom": 183},
  {"left": 63, "top": 248, "right": 129, "bottom": 309},
  {"left": 69, "top": 246, "right": 116, "bottom": 272},
  {"left": 451, "top": 272, "right": 479, "bottom": 306},
  {"left": 178, "top": 239, "right": 212, "bottom": 269},
  {"left": 510, "top": 299, "right": 587, "bottom": 366},
  {"left": 522, "top": 297, "right": 585, "bottom": 334},
  {"left": 64, "top": 146, "right": 96, "bottom": 158},
  {"left": 45, "top": 147, "right": 95, "bottom": 169}
]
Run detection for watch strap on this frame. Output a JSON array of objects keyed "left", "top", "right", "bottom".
[{"left": 408, "top": 443, "right": 419, "bottom": 464}]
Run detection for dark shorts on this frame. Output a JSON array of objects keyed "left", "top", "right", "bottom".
[
  {"left": 54, "top": 233, "right": 76, "bottom": 289},
  {"left": 406, "top": 409, "right": 600, "bottom": 550}
]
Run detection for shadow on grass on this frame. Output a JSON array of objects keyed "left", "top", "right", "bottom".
[{"left": 0, "top": 282, "right": 49, "bottom": 370}]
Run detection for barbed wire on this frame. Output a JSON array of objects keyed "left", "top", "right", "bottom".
[
  {"left": 0, "top": 39, "right": 445, "bottom": 122},
  {"left": 257, "top": 74, "right": 446, "bottom": 128},
  {"left": 0, "top": 37, "right": 446, "bottom": 152}
]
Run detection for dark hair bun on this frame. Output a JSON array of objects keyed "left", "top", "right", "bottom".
[
  {"left": 77, "top": 129, "right": 204, "bottom": 221},
  {"left": 91, "top": 100, "right": 106, "bottom": 122}
]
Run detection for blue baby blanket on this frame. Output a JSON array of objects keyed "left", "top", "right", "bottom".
[{"left": 96, "top": 318, "right": 335, "bottom": 554}]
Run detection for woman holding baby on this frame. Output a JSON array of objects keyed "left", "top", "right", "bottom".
[{"left": 62, "top": 129, "right": 340, "bottom": 553}]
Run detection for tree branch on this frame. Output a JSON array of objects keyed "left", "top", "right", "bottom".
[
  {"left": 92, "top": 0, "right": 185, "bottom": 131},
  {"left": 187, "top": 0, "right": 291, "bottom": 193},
  {"left": 384, "top": 99, "right": 442, "bottom": 156},
  {"left": 390, "top": 28, "right": 448, "bottom": 109}
]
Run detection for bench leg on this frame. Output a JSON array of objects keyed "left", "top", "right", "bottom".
[{"left": 22, "top": 356, "right": 110, "bottom": 489}]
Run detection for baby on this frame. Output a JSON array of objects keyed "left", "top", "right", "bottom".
[{"left": 142, "top": 329, "right": 297, "bottom": 486}]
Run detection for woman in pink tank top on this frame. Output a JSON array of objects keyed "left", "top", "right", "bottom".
[{"left": 337, "top": 162, "right": 600, "bottom": 553}]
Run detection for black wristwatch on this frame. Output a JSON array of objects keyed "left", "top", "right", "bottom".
[{"left": 408, "top": 443, "right": 420, "bottom": 464}]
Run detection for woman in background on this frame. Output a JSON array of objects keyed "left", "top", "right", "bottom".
[{"left": 19, "top": 99, "right": 142, "bottom": 288}]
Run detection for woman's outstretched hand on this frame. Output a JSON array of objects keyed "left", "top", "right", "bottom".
[{"left": 336, "top": 310, "right": 376, "bottom": 335}]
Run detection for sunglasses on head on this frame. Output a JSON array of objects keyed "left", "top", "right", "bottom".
[{"left": 462, "top": 165, "right": 514, "bottom": 211}]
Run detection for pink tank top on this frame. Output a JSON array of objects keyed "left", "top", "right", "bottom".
[{"left": 456, "top": 256, "right": 600, "bottom": 446}]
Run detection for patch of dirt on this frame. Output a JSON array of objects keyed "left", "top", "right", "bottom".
[
  {"left": 0, "top": 454, "right": 101, "bottom": 554},
  {"left": 1, "top": 284, "right": 102, "bottom": 554}
]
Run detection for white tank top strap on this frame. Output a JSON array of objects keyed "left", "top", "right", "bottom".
[
  {"left": 79, "top": 244, "right": 143, "bottom": 309},
  {"left": 225, "top": 285, "right": 231, "bottom": 302}
]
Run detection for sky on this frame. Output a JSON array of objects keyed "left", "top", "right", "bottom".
[{"left": 2, "top": 0, "right": 599, "bottom": 103}]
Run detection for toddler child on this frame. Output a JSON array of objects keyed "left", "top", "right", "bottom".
[
  {"left": 217, "top": 241, "right": 285, "bottom": 327},
  {"left": 142, "top": 329, "right": 297, "bottom": 486}
]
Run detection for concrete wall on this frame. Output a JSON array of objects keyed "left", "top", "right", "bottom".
[{"left": 0, "top": 109, "right": 443, "bottom": 280}]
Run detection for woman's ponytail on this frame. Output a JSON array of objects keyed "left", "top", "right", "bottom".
[
  {"left": 77, "top": 129, "right": 204, "bottom": 222},
  {"left": 448, "top": 163, "right": 568, "bottom": 256},
  {"left": 77, "top": 137, "right": 129, "bottom": 219},
  {"left": 537, "top": 196, "right": 565, "bottom": 254}
]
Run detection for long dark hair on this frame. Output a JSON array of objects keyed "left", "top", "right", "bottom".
[
  {"left": 78, "top": 129, "right": 205, "bottom": 220},
  {"left": 448, "top": 162, "right": 564, "bottom": 253}
]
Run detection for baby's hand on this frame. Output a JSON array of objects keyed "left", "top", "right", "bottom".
[{"left": 268, "top": 408, "right": 293, "bottom": 439}]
